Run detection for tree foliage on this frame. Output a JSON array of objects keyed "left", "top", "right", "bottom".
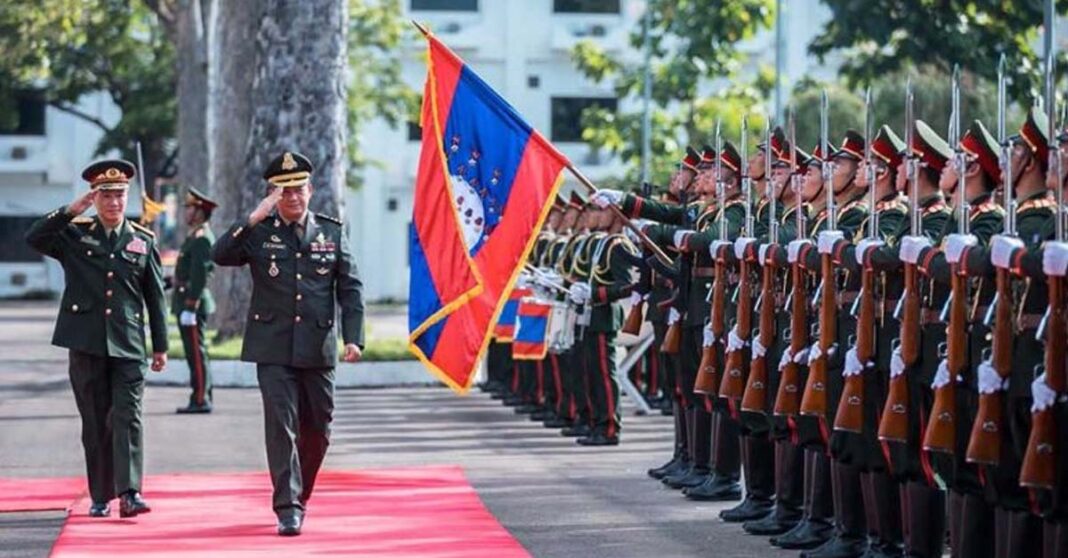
[
  {"left": 571, "top": 0, "right": 774, "bottom": 187},
  {"left": 811, "top": 0, "right": 1068, "bottom": 104}
]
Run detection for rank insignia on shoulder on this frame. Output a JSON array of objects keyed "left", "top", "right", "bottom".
[{"left": 126, "top": 237, "right": 148, "bottom": 255}]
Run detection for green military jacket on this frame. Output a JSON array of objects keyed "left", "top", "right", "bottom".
[
  {"left": 172, "top": 222, "right": 216, "bottom": 315},
  {"left": 26, "top": 209, "right": 169, "bottom": 360},
  {"left": 212, "top": 212, "right": 365, "bottom": 368}
]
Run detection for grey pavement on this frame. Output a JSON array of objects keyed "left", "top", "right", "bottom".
[{"left": 0, "top": 302, "right": 795, "bottom": 557}]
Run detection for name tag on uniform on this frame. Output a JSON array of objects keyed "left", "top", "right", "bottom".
[
  {"left": 80, "top": 236, "right": 101, "bottom": 246},
  {"left": 263, "top": 242, "right": 287, "bottom": 250},
  {"left": 126, "top": 237, "right": 148, "bottom": 255}
]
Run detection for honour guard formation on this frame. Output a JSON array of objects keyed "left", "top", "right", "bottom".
[{"left": 480, "top": 55, "right": 1068, "bottom": 558}]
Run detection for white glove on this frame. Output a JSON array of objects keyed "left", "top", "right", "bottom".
[
  {"left": 899, "top": 235, "right": 932, "bottom": 264},
  {"left": 590, "top": 189, "right": 623, "bottom": 208},
  {"left": 977, "top": 359, "right": 1008, "bottom": 394},
  {"left": 1032, "top": 373, "right": 1058, "bottom": 412},
  {"left": 627, "top": 291, "right": 643, "bottom": 308},
  {"left": 889, "top": 348, "right": 905, "bottom": 378},
  {"left": 944, "top": 233, "right": 978, "bottom": 265},
  {"left": 516, "top": 275, "right": 531, "bottom": 289},
  {"left": 817, "top": 230, "right": 845, "bottom": 255},
  {"left": 931, "top": 359, "right": 952, "bottom": 389},
  {"left": 624, "top": 221, "right": 644, "bottom": 244},
  {"left": 990, "top": 234, "right": 1024, "bottom": 270},
  {"left": 1043, "top": 241, "right": 1068, "bottom": 277},
  {"left": 710, "top": 239, "right": 733, "bottom": 260},
  {"left": 807, "top": 344, "right": 822, "bottom": 365},
  {"left": 667, "top": 307, "right": 681, "bottom": 326},
  {"left": 179, "top": 311, "right": 197, "bottom": 326},
  {"left": 855, "top": 238, "right": 885, "bottom": 266},
  {"left": 788, "top": 239, "right": 813, "bottom": 264},
  {"left": 758, "top": 243, "right": 772, "bottom": 265},
  {"left": 842, "top": 347, "right": 863, "bottom": 377},
  {"left": 734, "top": 237, "right": 757, "bottom": 261},
  {"left": 778, "top": 348, "right": 794, "bottom": 371},
  {"left": 752, "top": 336, "right": 767, "bottom": 359},
  {"left": 568, "top": 283, "right": 591, "bottom": 305},
  {"left": 673, "top": 230, "right": 694, "bottom": 249},
  {"left": 726, "top": 325, "right": 746, "bottom": 353},
  {"left": 702, "top": 323, "right": 715, "bottom": 347}
]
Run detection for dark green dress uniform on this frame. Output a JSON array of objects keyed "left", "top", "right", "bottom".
[
  {"left": 25, "top": 160, "right": 168, "bottom": 510},
  {"left": 212, "top": 152, "right": 364, "bottom": 521},
  {"left": 173, "top": 191, "right": 216, "bottom": 412}
]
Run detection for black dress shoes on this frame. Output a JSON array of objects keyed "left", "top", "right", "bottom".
[
  {"left": 176, "top": 402, "right": 212, "bottom": 414},
  {"left": 88, "top": 502, "right": 110, "bottom": 517},
  {"left": 576, "top": 433, "right": 619, "bottom": 446},
  {"left": 119, "top": 491, "right": 151, "bottom": 518},
  {"left": 277, "top": 512, "right": 303, "bottom": 537},
  {"left": 542, "top": 416, "right": 569, "bottom": 428},
  {"left": 720, "top": 496, "right": 774, "bottom": 522},
  {"left": 742, "top": 506, "right": 802, "bottom": 535},
  {"left": 561, "top": 424, "right": 591, "bottom": 438},
  {"left": 772, "top": 518, "right": 834, "bottom": 549},
  {"left": 683, "top": 475, "right": 742, "bottom": 501},
  {"left": 647, "top": 457, "right": 684, "bottom": 480}
]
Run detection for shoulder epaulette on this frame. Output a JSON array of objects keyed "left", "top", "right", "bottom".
[
  {"left": 1017, "top": 196, "right": 1057, "bottom": 213},
  {"left": 130, "top": 221, "right": 155, "bottom": 237},
  {"left": 840, "top": 198, "right": 869, "bottom": 214},
  {"left": 315, "top": 213, "right": 343, "bottom": 225},
  {"left": 71, "top": 216, "right": 94, "bottom": 225},
  {"left": 971, "top": 200, "right": 1004, "bottom": 217},
  {"left": 923, "top": 200, "right": 950, "bottom": 216},
  {"left": 876, "top": 195, "right": 907, "bottom": 214}
]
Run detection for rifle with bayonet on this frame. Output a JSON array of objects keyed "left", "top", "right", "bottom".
[
  {"left": 622, "top": 180, "right": 656, "bottom": 336},
  {"left": 1021, "top": 51, "right": 1065, "bottom": 489},
  {"left": 835, "top": 88, "right": 876, "bottom": 433},
  {"left": 696, "top": 121, "right": 729, "bottom": 394},
  {"left": 742, "top": 116, "right": 777, "bottom": 413},
  {"left": 967, "top": 55, "right": 1014, "bottom": 465},
  {"left": 720, "top": 120, "right": 753, "bottom": 402},
  {"left": 801, "top": 92, "right": 838, "bottom": 420},
  {"left": 924, "top": 66, "right": 965, "bottom": 455},
  {"left": 661, "top": 181, "right": 693, "bottom": 354},
  {"left": 879, "top": 79, "right": 917, "bottom": 442}
]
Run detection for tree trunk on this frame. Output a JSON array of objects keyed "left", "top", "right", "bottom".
[
  {"left": 175, "top": 0, "right": 212, "bottom": 227},
  {"left": 209, "top": 0, "right": 348, "bottom": 340}
]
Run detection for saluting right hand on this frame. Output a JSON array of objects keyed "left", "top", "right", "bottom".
[
  {"left": 248, "top": 188, "right": 283, "bottom": 225},
  {"left": 66, "top": 189, "right": 98, "bottom": 216}
]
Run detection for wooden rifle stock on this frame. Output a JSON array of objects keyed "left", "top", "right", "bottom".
[
  {"left": 924, "top": 267, "right": 967, "bottom": 454},
  {"left": 879, "top": 262, "right": 919, "bottom": 442},
  {"left": 967, "top": 267, "right": 1013, "bottom": 464},
  {"left": 661, "top": 320, "right": 682, "bottom": 354},
  {"left": 741, "top": 256, "right": 777, "bottom": 413},
  {"left": 621, "top": 300, "right": 645, "bottom": 335},
  {"left": 801, "top": 253, "right": 836, "bottom": 417},
  {"left": 695, "top": 246, "right": 728, "bottom": 394},
  {"left": 720, "top": 256, "right": 752, "bottom": 400},
  {"left": 1020, "top": 275, "right": 1066, "bottom": 489},
  {"left": 775, "top": 260, "right": 808, "bottom": 416},
  {"left": 835, "top": 264, "right": 875, "bottom": 433}
]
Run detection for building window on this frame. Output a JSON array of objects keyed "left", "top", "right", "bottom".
[
  {"left": 0, "top": 91, "right": 46, "bottom": 136},
  {"left": 408, "top": 121, "right": 422, "bottom": 141},
  {"left": 0, "top": 217, "right": 45, "bottom": 262},
  {"left": 411, "top": 0, "right": 477, "bottom": 11},
  {"left": 550, "top": 96, "right": 617, "bottom": 143},
  {"left": 553, "top": 0, "right": 620, "bottom": 14}
]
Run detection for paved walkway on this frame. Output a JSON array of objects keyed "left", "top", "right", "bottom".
[{"left": 0, "top": 302, "right": 794, "bottom": 557}]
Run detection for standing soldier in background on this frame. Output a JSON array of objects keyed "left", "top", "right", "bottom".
[
  {"left": 173, "top": 188, "right": 218, "bottom": 414},
  {"left": 212, "top": 151, "right": 364, "bottom": 537},
  {"left": 25, "top": 159, "right": 169, "bottom": 518}
]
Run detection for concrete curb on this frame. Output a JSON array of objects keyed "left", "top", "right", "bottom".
[{"left": 149, "top": 359, "right": 442, "bottom": 388}]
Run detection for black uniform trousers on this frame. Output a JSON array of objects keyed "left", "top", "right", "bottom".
[
  {"left": 68, "top": 350, "right": 146, "bottom": 504},
  {"left": 179, "top": 311, "right": 212, "bottom": 406},
  {"left": 256, "top": 364, "right": 335, "bottom": 515},
  {"left": 584, "top": 331, "right": 621, "bottom": 438}
]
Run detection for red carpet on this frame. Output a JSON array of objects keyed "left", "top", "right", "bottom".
[
  {"left": 0, "top": 476, "right": 85, "bottom": 512},
  {"left": 49, "top": 466, "right": 529, "bottom": 557}
]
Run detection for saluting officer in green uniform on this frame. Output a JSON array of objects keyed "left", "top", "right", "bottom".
[
  {"left": 212, "top": 151, "right": 365, "bottom": 537},
  {"left": 26, "top": 159, "right": 168, "bottom": 519},
  {"left": 173, "top": 188, "right": 217, "bottom": 414}
]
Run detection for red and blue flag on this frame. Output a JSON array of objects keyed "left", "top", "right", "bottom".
[
  {"left": 492, "top": 286, "right": 531, "bottom": 342},
  {"left": 408, "top": 31, "right": 567, "bottom": 392},
  {"left": 512, "top": 299, "right": 553, "bottom": 361}
]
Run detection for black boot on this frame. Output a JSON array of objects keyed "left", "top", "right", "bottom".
[
  {"left": 993, "top": 508, "right": 1041, "bottom": 558},
  {"left": 665, "top": 407, "right": 711, "bottom": 489},
  {"left": 1044, "top": 519, "right": 1068, "bottom": 558},
  {"left": 684, "top": 473, "right": 742, "bottom": 501},
  {"left": 650, "top": 400, "right": 689, "bottom": 479},
  {"left": 773, "top": 448, "right": 835, "bottom": 549},
  {"left": 861, "top": 472, "right": 903, "bottom": 558},
  {"left": 800, "top": 461, "right": 867, "bottom": 558},
  {"left": 722, "top": 434, "right": 774, "bottom": 519},
  {"left": 954, "top": 492, "right": 994, "bottom": 558}
]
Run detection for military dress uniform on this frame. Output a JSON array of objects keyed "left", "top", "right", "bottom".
[
  {"left": 211, "top": 152, "right": 364, "bottom": 531},
  {"left": 915, "top": 121, "right": 1006, "bottom": 558},
  {"left": 173, "top": 188, "right": 217, "bottom": 413},
  {"left": 25, "top": 159, "right": 168, "bottom": 517}
]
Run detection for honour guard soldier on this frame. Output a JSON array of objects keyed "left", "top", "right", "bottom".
[
  {"left": 212, "top": 151, "right": 365, "bottom": 536},
  {"left": 26, "top": 159, "right": 168, "bottom": 518},
  {"left": 174, "top": 188, "right": 217, "bottom": 414},
  {"left": 889, "top": 119, "right": 953, "bottom": 558}
]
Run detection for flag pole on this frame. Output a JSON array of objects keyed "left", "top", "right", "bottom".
[
  {"left": 565, "top": 162, "right": 673, "bottom": 265},
  {"left": 412, "top": 20, "right": 430, "bottom": 36}
]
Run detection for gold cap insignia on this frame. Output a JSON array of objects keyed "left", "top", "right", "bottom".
[
  {"left": 105, "top": 167, "right": 121, "bottom": 178},
  {"left": 282, "top": 152, "right": 297, "bottom": 171}
]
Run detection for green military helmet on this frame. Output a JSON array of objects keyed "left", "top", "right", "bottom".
[
  {"left": 912, "top": 120, "right": 952, "bottom": 172},
  {"left": 871, "top": 125, "right": 906, "bottom": 169},
  {"left": 960, "top": 120, "right": 1002, "bottom": 186}
]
